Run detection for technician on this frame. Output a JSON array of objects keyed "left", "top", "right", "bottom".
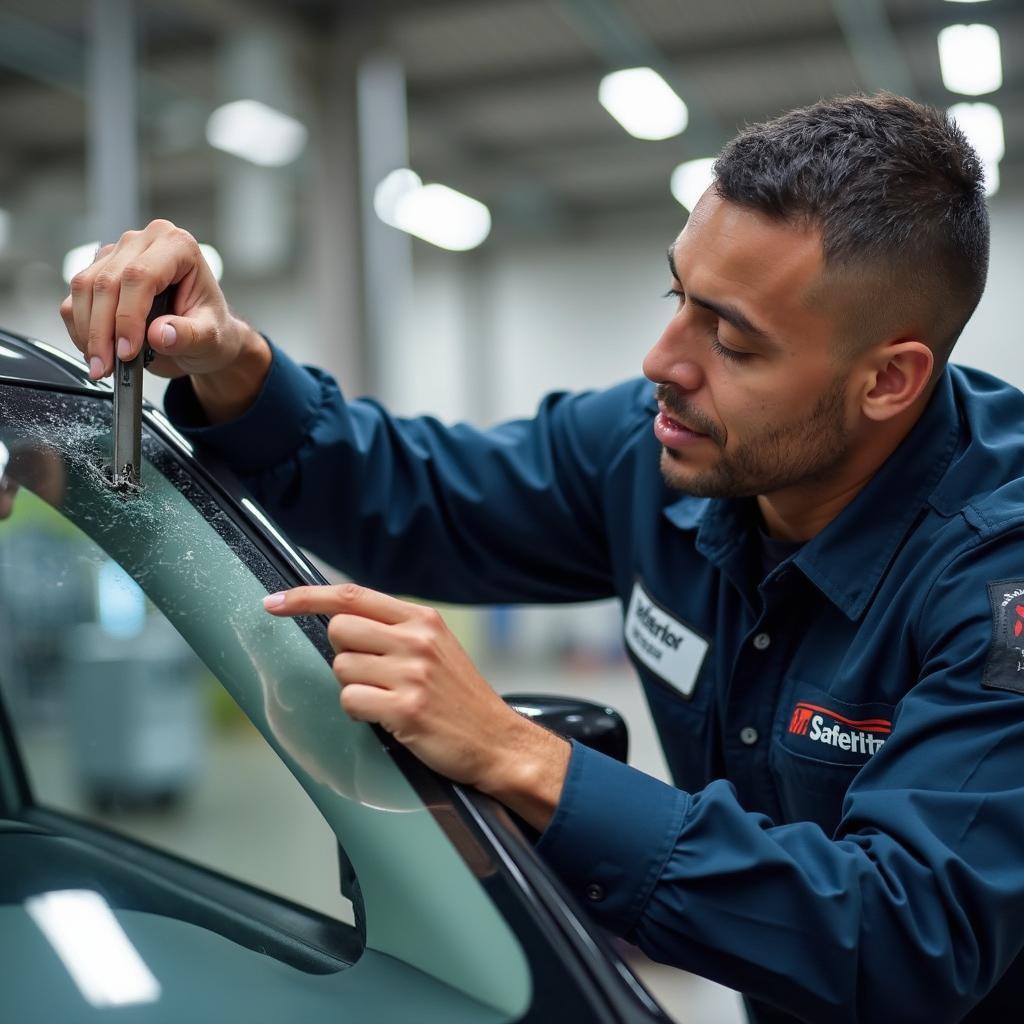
[{"left": 62, "top": 94, "right": 1024, "bottom": 1023}]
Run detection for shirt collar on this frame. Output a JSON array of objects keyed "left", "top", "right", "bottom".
[{"left": 662, "top": 368, "right": 960, "bottom": 620}]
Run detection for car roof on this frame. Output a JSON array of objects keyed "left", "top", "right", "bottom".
[
  {"left": 0, "top": 328, "right": 110, "bottom": 391},
  {"left": 0, "top": 323, "right": 323, "bottom": 584}
]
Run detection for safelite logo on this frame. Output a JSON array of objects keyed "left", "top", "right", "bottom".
[{"left": 788, "top": 702, "right": 891, "bottom": 757}]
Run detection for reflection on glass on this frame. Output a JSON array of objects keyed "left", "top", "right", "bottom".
[{"left": 25, "top": 890, "right": 161, "bottom": 1007}]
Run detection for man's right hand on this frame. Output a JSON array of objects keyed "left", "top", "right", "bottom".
[{"left": 59, "top": 219, "right": 271, "bottom": 423}]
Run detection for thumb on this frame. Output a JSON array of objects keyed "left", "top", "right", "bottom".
[{"left": 146, "top": 311, "right": 197, "bottom": 356}]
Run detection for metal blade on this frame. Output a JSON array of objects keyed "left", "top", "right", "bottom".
[
  {"left": 111, "top": 350, "right": 143, "bottom": 487},
  {"left": 110, "top": 286, "right": 174, "bottom": 489}
]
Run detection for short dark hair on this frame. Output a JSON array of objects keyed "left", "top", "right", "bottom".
[{"left": 713, "top": 92, "right": 990, "bottom": 363}]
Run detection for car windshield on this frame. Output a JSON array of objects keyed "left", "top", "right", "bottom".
[{"left": 0, "top": 379, "right": 530, "bottom": 1020}]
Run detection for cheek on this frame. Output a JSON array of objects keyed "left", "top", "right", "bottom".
[{"left": 715, "top": 378, "right": 794, "bottom": 448}]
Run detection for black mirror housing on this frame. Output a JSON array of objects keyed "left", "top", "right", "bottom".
[{"left": 504, "top": 694, "right": 629, "bottom": 764}]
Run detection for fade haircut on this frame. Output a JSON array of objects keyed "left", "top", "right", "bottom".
[{"left": 713, "top": 93, "right": 990, "bottom": 365}]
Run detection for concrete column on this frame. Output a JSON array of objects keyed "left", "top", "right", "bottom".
[
  {"left": 305, "top": 29, "right": 368, "bottom": 392},
  {"left": 87, "top": 0, "right": 139, "bottom": 241},
  {"left": 356, "top": 52, "right": 414, "bottom": 400},
  {"left": 215, "top": 27, "right": 298, "bottom": 278}
]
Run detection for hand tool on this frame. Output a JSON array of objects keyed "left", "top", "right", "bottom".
[{"left": 111, "top": 286, "right": 174, "bottom": 489}]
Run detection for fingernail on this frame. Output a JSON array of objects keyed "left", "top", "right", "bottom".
[
  {"left": 263, "top": 592, "right": 286, "bottom": 609},
  {"left": 161, "top": 324, "right": 177, "bottom": 348},
  {"left": 116, "top": 337, "right": 131, "bottom": 360},
  {"left": 89, "top": 356, "right": 103, "bottom": 379}
]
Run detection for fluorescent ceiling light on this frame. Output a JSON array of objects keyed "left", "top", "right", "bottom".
[
  {"left": 206, "top": 100, "right": 308, "bottom": 167},
  {"left": 198, "top": 243, "right": 223, "bottom": 281},
  {"left": 373, "top": 168, "right": 424, "bottom": 225},
  {"left": 948, "top": 101, "right": 1004, "bottom": 163},
  {"left": 0, "top": 208, "right": 9, "bottom": 251},
  {"left": 26, "top": 890, "right": 160, "bottom": 1007},
  {"left": 63, "top": 242, "right": 101, "bottom": 284},
  {"left": 374, "top": 169, "right": 491, "bottom": 251},
  {"left": 97, "top": 560, "right": 146, "bottom": 638},
  {"left": 944, "top": 1, "right": 992, "bottom": 4},
  {"left": 938, "top": 24, "right": 1002, "bottom": 95},
  {"left": 598, "top": 67, "right": 688, "bottom": 141},
  {"left": 981, "top": 158, "right": 1000, "bottom": 197},
  {"left": 670, "top": 157, "right": 717, "bottom": 211}
]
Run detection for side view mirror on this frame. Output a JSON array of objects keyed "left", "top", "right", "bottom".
[{"left": 503, "top": 694, "right": 629, "bottom": 764}]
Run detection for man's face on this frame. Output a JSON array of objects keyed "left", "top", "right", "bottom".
[{"left": 643, "top": 191, "right": 854, "bottom": 499}]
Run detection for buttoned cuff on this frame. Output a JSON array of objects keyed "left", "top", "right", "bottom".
[
  {"left": 535, "top": 740, "right": 689, "bottom": 935},
  {"left": 163, "top": 338, "right": 328, "bottom": 476}
]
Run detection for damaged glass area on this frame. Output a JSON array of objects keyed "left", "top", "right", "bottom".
[{"left": 0, "top": 381, "right": 530, "bottom": 1018}]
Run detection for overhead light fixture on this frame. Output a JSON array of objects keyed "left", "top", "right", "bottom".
[
  {"left": 948, "top": 101, "right": 1004, "bottom": 197},
  {"left": 981, "top": 159, "right": 1000, "bottom": 197},
  {"left": 206, "top": 99, "right": 308, "bottom": 167},
  {"left": 598, "top": 68, "right": 688, "bottom": 141},
  {"left": 670, "top": 158, "right": 717, "bottom": 211},
  {"left": 97, "top": 561, "right": 146, "bottom": 639},
  {"left": 948, "top": 101, "right": 1004, "bottom": 163},
  {"left": 946, "top": 99, "right": 1004, "bottom": 196},
  {"left": 938, "top": 24, "right": 1002, "bottom": 95},
  {"left": 26, "top": 890, "right": 161, "bottom": 1007},
  {"left": 374, "top": 169, "right": 491, "bottom": 251},
  {"left": 943, "top": 1, "right": 992, "bottom": 4},
  {"left": 0, "top": 208, "right": 9, "bottom": 252},
  {"left": 63, "top": 242, "right": 101, "bottom": 284},
  {"left": 197, "top": 243, "right": 224, "bottom": 281}
]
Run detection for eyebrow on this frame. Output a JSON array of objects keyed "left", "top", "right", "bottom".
[{"left": 666, "top": 248, "right": 778, "bottom": 349}]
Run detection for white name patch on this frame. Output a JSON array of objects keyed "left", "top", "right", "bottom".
[{"left": 624, "top": 580, "right": 709, "bottom": 699}]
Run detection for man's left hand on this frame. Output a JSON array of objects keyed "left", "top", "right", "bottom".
[{"left": 262, "top": 582, "right": 570, "bottom": 830}]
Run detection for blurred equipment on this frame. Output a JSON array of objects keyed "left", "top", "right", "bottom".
[{"left": 67, "top": 606, "right": 205, "bottom": 812}]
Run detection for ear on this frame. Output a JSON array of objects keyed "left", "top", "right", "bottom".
[{"left": 861, "top": 341, "right": 934, "bottom": 423}]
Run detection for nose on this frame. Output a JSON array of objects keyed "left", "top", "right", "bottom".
[{"left": 642, "top": 316, "right": 705, "bottom": 392}]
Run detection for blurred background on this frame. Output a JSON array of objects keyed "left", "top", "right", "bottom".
[{"left": 0, "top": 1, "right": 1020, "bottom": 1020}]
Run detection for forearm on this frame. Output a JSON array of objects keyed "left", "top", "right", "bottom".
[
  {"left": 190, "top": 320, "right": 272, "bottom": 424},
  {"left": 477, "top": 720, "right": 572, "bottom": 832}
]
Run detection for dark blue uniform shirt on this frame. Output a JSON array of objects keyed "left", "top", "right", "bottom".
[{"left": 167, "top": 344, "right": 1024, "bottom": 1024}]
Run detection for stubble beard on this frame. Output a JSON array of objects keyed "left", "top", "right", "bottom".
[{"left": 658, "top": 377, "right": 852, "bottom": 499}]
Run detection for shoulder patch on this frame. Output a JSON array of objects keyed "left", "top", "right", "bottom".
[{"left": 983, "top": 580, "right": 1024, "bottom": 693}]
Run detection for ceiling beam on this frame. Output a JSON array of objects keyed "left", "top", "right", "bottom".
[{"left": 407, "top": 1, "right": 1023, "bottom": 106}]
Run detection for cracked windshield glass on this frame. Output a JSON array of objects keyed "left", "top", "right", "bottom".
[
  {"left": 0, "top": 380, "right": 532, "bottom": 1016},
  {"left": 0, "top": 382, "right": 356, "bottom": 921}
]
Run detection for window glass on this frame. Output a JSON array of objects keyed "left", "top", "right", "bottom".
[
  {"left": 0, "top": 382, "right": 530, "bottom": 1018},
  {"left": 0, "top": 482, "right": 354, "bottom": 923}
]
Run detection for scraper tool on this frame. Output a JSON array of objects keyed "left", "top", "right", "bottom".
[{"left": 111, "top": 286, "right": 174, "bottom": 489}]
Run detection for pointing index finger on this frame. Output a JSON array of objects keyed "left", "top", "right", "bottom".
[{"left": 263, "top": 582, "right": 413, "bottom": 624}]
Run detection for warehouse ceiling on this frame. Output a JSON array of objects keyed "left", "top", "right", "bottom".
[{"left": 0, "top": 0, "right": 1020, "bottom": 266}]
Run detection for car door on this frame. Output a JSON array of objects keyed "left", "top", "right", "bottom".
[{"left": 0, "top": 338, "right": 670, "bottom": 1024}]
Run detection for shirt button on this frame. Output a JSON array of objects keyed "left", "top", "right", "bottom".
[
  {"left": 740, "top": 726, "right": 759, "bottom": 746},
  {"left": 752, "top": 632, "right": 771, "bottom": 650},
  {"left": 585, "top": 883, "right": 605, "bottom": 902}
]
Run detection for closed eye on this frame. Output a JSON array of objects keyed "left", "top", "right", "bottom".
[
  {"left": 663, "top": 289, "right": 753, "bottom": 361},
  {"left": 709, "top": 334, "right": 753, "bottom": 362}
]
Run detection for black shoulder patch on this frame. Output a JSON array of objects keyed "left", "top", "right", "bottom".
[{"left": 983, "top": 580, "right": 1024, "bottom": 693}]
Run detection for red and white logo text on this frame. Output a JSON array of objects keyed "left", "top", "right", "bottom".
[{"left": 788, "top": 702, "right": 891, "bottom": 756}]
